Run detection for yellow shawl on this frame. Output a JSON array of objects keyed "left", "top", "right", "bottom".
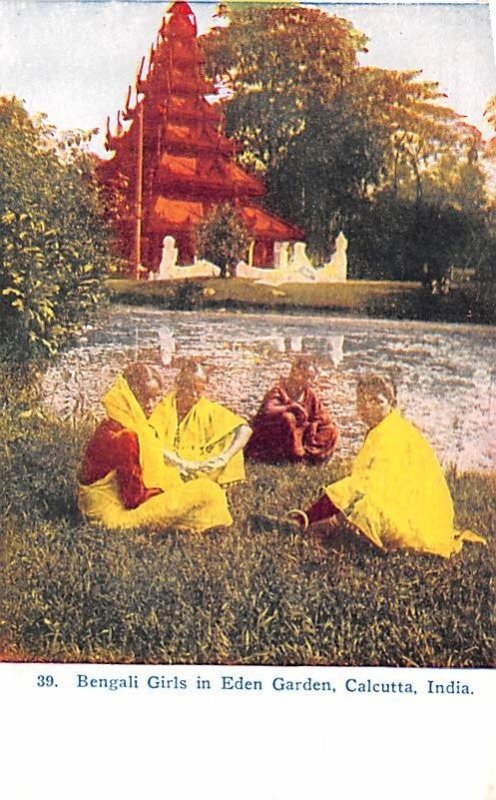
[
  {"left": 150, "top": 393, "right": 247, "bottom": 485},
  {"left": 78, "top": 376, "right": 232, "bottom": 532},
  {"left": 101, "top": 375, "right": 180, "bottom": 492},
  {"left": 325, "top": 409, "right": 485, "bottom": 557}
]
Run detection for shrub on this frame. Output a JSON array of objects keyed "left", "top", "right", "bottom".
[
  {"left": 195, "top": 203, "right": 250, "bottom": 277},
  {"left": 0, "top": 97, "right": 112, "bottom": 366}
]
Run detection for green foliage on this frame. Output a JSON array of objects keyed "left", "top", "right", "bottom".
[
  {"left": 203, "top": 6, "right": 366, "bottom": 172},
  {"left": 0, "top": 365, "right": 91, "bottom": 522},
  {"left": 265, "top": 93, "right": 391, "bottom": 256},
  {"left": 0, "top": 405, "right": 494, "bottom": 666},
  {"left": 345, "top": 196, "right": 489, "bottom": 283},
  {"left": 195, "top": 203, "right": 250, "bottom": 276},
  {"left": 0, "top": 97, "right": 112, "bottom": 365},
  {"left": 202, "top": 8, "right": 493, "bottom": 277}
]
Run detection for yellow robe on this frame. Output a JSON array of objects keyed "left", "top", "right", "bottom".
[
  {"left": 78, "top": 376, "right": 232, "bottom": 532},
  {"left": 149, "top": 393, "right": 247, "bottom": 485},
  {"left": 324, "top": 409, "right": 485, "bottom": 557}
]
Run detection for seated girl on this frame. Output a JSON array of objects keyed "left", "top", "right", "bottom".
[
  {"left": 149, "top": 359, "right": 252, "bottom": 485},
  {"left": 246, "top": 356, "right": 339, "bottom": 464},
  {"left": 78, "top": 363, "right": 232, "bottom": 532},
  {"left": 289, "top": 373, "right": 485, "bottom": 558}
]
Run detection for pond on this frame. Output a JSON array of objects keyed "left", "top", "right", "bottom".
[{"left": 44, "top": 306, "right": 496, "bottom": 472}]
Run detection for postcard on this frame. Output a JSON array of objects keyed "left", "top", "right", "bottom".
[{"left": 0, "top": 1, "right": 495, "bottom": 798}]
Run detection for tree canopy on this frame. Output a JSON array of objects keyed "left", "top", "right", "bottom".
[
  {"left": 203, "top": 6, "right": 367, "bottom": 173},
  {"left": 0, "top": 97, "right": 112, "bottom": 365},
  {"left": 202, "top": 5, "right": 493, "bottom": 278}
]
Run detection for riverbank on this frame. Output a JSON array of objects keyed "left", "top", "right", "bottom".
[
  {"left": 107, "top": 277, "right": 496, "bottom": 325},
  {"left": 1, "top": 406, "right": 494, "bottom": 667}
]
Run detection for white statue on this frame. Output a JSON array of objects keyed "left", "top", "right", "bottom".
[
  {"left": 235, "top": 260, "right": 255, "bottom": 278},
  {"left": 235, "top": 261, "right": 282, "bottom": 281},
  {"left": 257, "top": 242, "right": 317, "bottom": 285},
  {"left": 189, "top": 258, "right": 221, "bottom": 278},
  {"left": 153, "top": 235, "right": 221, "bottom": 280},
  {"left": 236, "top": 241, "right": 319, "bottom": 286},
  {"left": 256, "top": 266, "right": 292, "bottom": 286},
  {"left": 157, "top": 235, "right": 179, "bottom": 279},
  {"left": 274, "top": 241, "right": 290, "bottom": 270},
  {"left": 280, "top": 241, "right": 317, "bottom": 282},
  {"left": 289, "top": 242, "right": 313, "bottom": 273},
  {"left": 316, "top": 232, "right": 348, "bottom": 283}
]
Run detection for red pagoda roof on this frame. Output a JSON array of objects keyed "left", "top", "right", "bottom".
[
  {"left": 162, "top": 121, "right": 235, "bottom": 155},
  {"left": 226, "top": 163, "right": 265, "bottom": 196},
  {"left": 167, "top": 38, "right": 203, "bottom": 67},
  {"left": 240, "top": 205, "right": 303, "bottom": 241},
  {"left": 168, "top": 1, "right": 194, "bottom": 12},
  {"left": 151, "top": 197, "right": 204, "bottom": 230},
  {"left": 102, "top": 0, "right": 305, "bottom": 269},
  {"left": 150, "top": 196, "right": 302, "bottom": 241},
  {"left": 160, "top": 95, "right": 221, "bottom": 123},
  {"left": 169, "top": 67, "right": 212, "bottom": 96},
  {"left": 156, "top": 153, "right": 264, "bottom": 196}
]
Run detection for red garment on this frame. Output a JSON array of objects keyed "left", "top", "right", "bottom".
[
  {"left": 246, "top": 383, "right": 339, "bottom": 464},
  {"left": 80, "top": 419, "right": 162, "bottom": 510},
  {"left": 304, "top": 493, "right": 340, "bottom": 525}
]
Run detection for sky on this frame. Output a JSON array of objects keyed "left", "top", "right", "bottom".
[{"left": 0, "top": 1, "right": 495, "bottom": 155}]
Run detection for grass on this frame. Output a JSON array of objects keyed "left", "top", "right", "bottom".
[
  {"left": 1, "top": 405, "right": 494, "bottom": 667},
  {"left": 106, "top": 277, "right": 496, "bottom": 325}
]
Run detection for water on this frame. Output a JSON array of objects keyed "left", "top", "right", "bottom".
[{"left": 43, "top": 306, "right": 496, "bottom": 472}]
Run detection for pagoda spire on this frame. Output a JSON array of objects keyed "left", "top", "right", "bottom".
[
  {"left": 163, "top": 1, "right": 198, "bottom": 37},
  {"left": 98, "top": 0, "right": 302, "bottom": 273}
]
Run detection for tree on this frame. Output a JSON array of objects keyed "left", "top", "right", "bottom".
[
  {"left": 0, "top": 97, "right": 112, "bottom": 365},
  {"left": 195, "top": 203, "right": 250, "bottom": 276},
  {"left": 484, "top": 95, "right": 496, "bottom": 158},
  {"left": 203, "top": 5, "right": 367, "bottom": 173},
  {"left": 202, "top": 7, "right": 486, "bottom": 265},
  {"left": 259, "top": 94, "right": 388, "bottom": 256}
]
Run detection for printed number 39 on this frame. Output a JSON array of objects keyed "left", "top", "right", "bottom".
[{"left": 37, "top": 675, "right": 57, "bottom": 687}]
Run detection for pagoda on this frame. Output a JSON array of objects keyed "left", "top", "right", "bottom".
[{"left": 100, "top": 1, "right": 302, "bottom": 274}]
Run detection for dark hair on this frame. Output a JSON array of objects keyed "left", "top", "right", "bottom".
[
  {"left": 176, "top": 358, "right": 207, "bottom": 384},
  {"left": 123, "top": 362, "right": 164, "bottom": 395},
  {"left": 357, "top": 372, "right": 397, "bottom": 407},
  {"left": 290, "top": 355, "right": 315, "bottom": 374}
]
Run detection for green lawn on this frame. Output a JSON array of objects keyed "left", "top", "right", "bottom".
[
  {"left": 106, "top": 276, "right": 495, "bottom": 324},
  {"left": 1, "top": 408, "right": 494, "bottom": 667}
]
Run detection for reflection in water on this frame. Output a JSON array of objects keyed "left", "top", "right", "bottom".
[
  {"left": 328, "top": 335, "right": 344, "bottom": 368},
  {"left": 157, "top": 326, "right": 176, "bottom": 366},
  {"left": 43, "top": 307, "right": 496, "bottom": 471}
]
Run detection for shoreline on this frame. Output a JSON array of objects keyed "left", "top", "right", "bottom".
[
  {"left": 103, "top": 302, "right": 496, "bottom": 337},
  {"left": 106, "top": 277, "right": 496, "bottom": 327}
]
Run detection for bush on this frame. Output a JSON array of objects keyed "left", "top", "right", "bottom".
[
  {"left": 195, "top": 203, "right": 250, "bottom": 277},
  {"left": 0, "top": 97, "right": 112, "bottom": 366}
]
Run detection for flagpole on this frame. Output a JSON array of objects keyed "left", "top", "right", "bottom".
[{"left": 134, "top": 98, "right": 144, "bottom": 280}]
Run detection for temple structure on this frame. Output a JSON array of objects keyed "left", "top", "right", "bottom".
[{"left": 101, "top": 1, "right": 302, "bottom": 274}]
